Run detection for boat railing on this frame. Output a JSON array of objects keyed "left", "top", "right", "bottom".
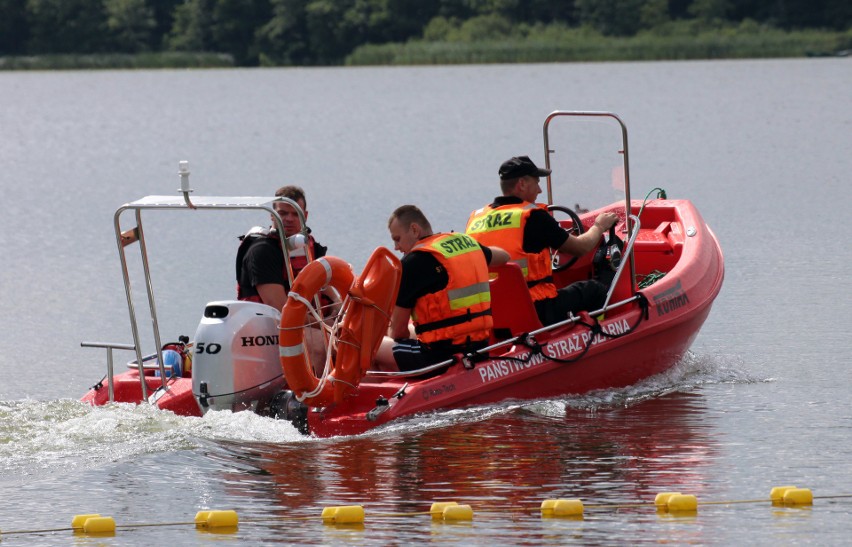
[
  {"left": 542, "top": 111, "right": 637, "bottom": 299},
  {"left": 366, "top": 290, "right": 644, "bottom": 380},
  {"left": 601, "top": 214, "right": 640, "bottom": 310},
  {"left": 82, "top": 161, "right": 309, "bottom": 402},
  {"left": 79, "top": 341, "right": 137, "bottom": 402}
]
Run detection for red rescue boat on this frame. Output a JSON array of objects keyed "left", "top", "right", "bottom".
[{"left": 81, "top": 111, "right": 724, "bottom": 438}]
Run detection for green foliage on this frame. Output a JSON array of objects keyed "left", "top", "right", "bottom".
[
  {"left": 256, "top": 0, "right": 310, "bottom": 65},
  {"left": 422, "top": 16, "right": 458, "bottom": 41},
  {"left": 575, "top": 0, "right": 646, "bottom": 36},
  {"left": 209, "top": 0, "right": 271, "bottom": 65},
  {"left": 0, "top": 0, "right": 29, "bottom": 55},
  {"left": 0, "top": 51, "right": 234, "bottom": 70},
  {"left": 455, "top": 14, "right": 515, "bottom": 41},
  {"left": 688, "top": 0, "right": 730, "bottom": 23},
  {"left": 25, "top": 0, "right": 108, "bottom": 53},
  {"left": 167, "top": 0, "right": 213, "bottom": 52},
  {"left": 2, "top": 0, "right": 851, "bottom": 68},
  {"left": 639, "top": 0, "right": 669, "bottom": 30},
  {"left": 104, "top": 0, "right": 156, "bottom": 53}
]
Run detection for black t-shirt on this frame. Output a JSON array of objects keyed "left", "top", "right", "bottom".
[
  {"left": 238, "top": 233, "right": 327, "bottom": 299},
  {"left": 396, "top": 241, "right": 493, "bottom": 309},
  {"left": 489, "top": 196, "right": 569, "bottom": 253}
]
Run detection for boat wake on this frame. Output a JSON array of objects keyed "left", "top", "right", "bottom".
[
  {"left": 0, "top": 399, "right": 306, "bottom": 483},
  {"left": 0, "top": 352, "right": 760, "bottom": 481}
]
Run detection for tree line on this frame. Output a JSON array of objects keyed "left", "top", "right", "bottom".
[{"left": 1, "top": 0, "right": 850, "bottom": 66}]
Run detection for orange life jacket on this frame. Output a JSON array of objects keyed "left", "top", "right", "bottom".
[
  {"left": 465, "top": 202, "right": 557, "bottom": 301},
  {"left": 410, "top": 233, "right": 493, "bottom": 346}
]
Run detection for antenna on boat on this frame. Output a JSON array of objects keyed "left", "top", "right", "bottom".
[{"left": 178, "top": 160, "right": 196, "bottom": 209}]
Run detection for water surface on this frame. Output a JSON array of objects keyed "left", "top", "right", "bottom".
[{"left": 0, "top": 59, "right": 850, "bottom": 545}]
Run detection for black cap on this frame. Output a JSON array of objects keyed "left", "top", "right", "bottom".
[{"left": 498, "top": 155, "right": 551, "bottom": 180}]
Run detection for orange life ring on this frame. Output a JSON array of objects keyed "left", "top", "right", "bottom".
[
  {"left": 279, "top": 248, "right": 402, "bottom": 407},
  {"left": 279, "top": 256, "right": 355, "bottom": 406},
  {"left": 331, "top": 247, "right": 401, "bottom": 402}
]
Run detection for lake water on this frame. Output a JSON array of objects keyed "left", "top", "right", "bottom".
[{"left": 1, "top": 58, "right": 850, "bottom": 545}]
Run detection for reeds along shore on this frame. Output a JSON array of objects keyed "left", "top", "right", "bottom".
[{"left": 345, "top": 27, "right": 852, "bottom": 66}]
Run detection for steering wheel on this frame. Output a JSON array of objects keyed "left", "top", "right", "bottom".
[{"left": 548, "top": 205, "right": 585, "bottom": 272}]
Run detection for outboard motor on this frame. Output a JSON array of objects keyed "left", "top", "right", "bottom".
[{"left": 192, "top": 300, "right": 286, "bottom": 413}]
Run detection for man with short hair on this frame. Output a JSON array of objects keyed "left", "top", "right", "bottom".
[
  {"left": 236, "top": 185, "right": 330, "bottom": 375},
  {"left": 236, "top": 185, "right": 327, "bottom": 311},
  {"left": 384, "top": 205, "right": 508, "bottom": 372},
  {"left": 466, "top": 155, "right": 618, "bottom": 326}
]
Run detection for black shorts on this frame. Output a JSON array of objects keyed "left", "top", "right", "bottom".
[
  {"left": 534, "top": 279, "right": 608, "bottom": 326},
  {"left": 392, "top": 339, "right": 488, "bottom": 373}
]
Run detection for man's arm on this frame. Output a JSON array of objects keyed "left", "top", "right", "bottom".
[
  {"left": 389, "top": 306, "right": 414, "bottom": 339},
  {"left": 557, "top": 212, "right": 618, "bottom": 256},
  {"left": 388, "top": 306, "right": 414, "bottom": 340},
  {"left": 487, "top": 246, "right": 510, "bottom": 266},
  {"left": 257, "top": 283, "right": 287, "bottom": 311}
]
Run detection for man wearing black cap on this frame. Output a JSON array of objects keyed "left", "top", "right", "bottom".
[{"left": 465, "top": 155, "right": 618, "bottom": 325}]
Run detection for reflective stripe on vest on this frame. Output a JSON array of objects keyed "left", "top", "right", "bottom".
[
  {"left": 447, "top": 281, "right": 491, "bottom": 310},
  {"left": 409, "top": 233, "right": 493, "bottom": 345}
]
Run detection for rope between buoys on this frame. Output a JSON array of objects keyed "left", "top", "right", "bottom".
[{"left": 4, "top": 493, "right": 850, "bottom": 538}]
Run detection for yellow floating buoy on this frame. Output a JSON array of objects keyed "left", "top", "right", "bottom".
[
  {"left": 194, "top": 511, "right": 210, "bottom": 526},
  {"left": 442, "top": 504, "right": 474, "bottom": 521},
  {"left": 195, "top": 510, "right": 239, "bottom": 528},
  {"left": 540, "top": 499, "right": 558, "bottom": 517},
  {"left": 335, "top": 505, "right": 365, "bottom": 524},
  {"left": 783, "top": 488, "right": 813, "bottom": 506},
  {"left": 82, "top": 516, "right": 116, "bottom": 534},
  {"left": 552, "top": 499, "right": 584, "bottom": 517},
  {"left": 667, "top": 494, "right": 698, "bottom": 513},
  {"left": 769, "top": 486, "right": 797, "bottom": 503},
  {"left": 320, "top": 506, "right": 338, "bottom": 523},
  {"left": 71, "top": 514, "right": 101, "bottom": 529},
  {"left": 654, "top": 492, "right": 681, "bottom": 507},
  {"left": 430, "top": 502, "right": 459, "bottom": 520},
  {"left": 208, "top": 510, "right": 239, "bottom": 528},
  {"left": 321, "top": 505, "right": 365, "bottom": 524}
]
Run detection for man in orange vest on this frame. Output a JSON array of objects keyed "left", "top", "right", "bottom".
[
  {"left": 383, "top": 205, "right": 508, "bottom": 372},
  {"left": 466, "top": 155, "right": 618, "bottom": 326}
]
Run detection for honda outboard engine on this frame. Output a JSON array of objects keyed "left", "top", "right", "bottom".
[{"left": 192, "top": 300, "right": 286, "bottom": 413}]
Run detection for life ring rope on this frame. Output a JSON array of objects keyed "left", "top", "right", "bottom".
[
  {"left": 286, "top": 289, "right": 353, "bottom": 402},
  {"left": 279, "top": 249, "right": 401, "bottom": 407}
]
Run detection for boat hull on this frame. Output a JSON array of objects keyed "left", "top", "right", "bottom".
[
  {"left": 81, "top": 373, "right": 202, "bottom": 417},
  {"left": 304, "top": 198, "right": 724, "bottom": 437}
]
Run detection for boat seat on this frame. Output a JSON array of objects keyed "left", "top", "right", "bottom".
[{"left": 488, "top": 263, "right": 542, "bottom": 339}]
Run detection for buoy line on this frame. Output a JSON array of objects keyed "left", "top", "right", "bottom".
[{"left": 1, "top": 487, "right": 849, "bottom": 539}]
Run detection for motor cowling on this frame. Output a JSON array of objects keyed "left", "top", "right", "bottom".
[{"left": 191, "top": 300, "right": 286, "bottom": 413}]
